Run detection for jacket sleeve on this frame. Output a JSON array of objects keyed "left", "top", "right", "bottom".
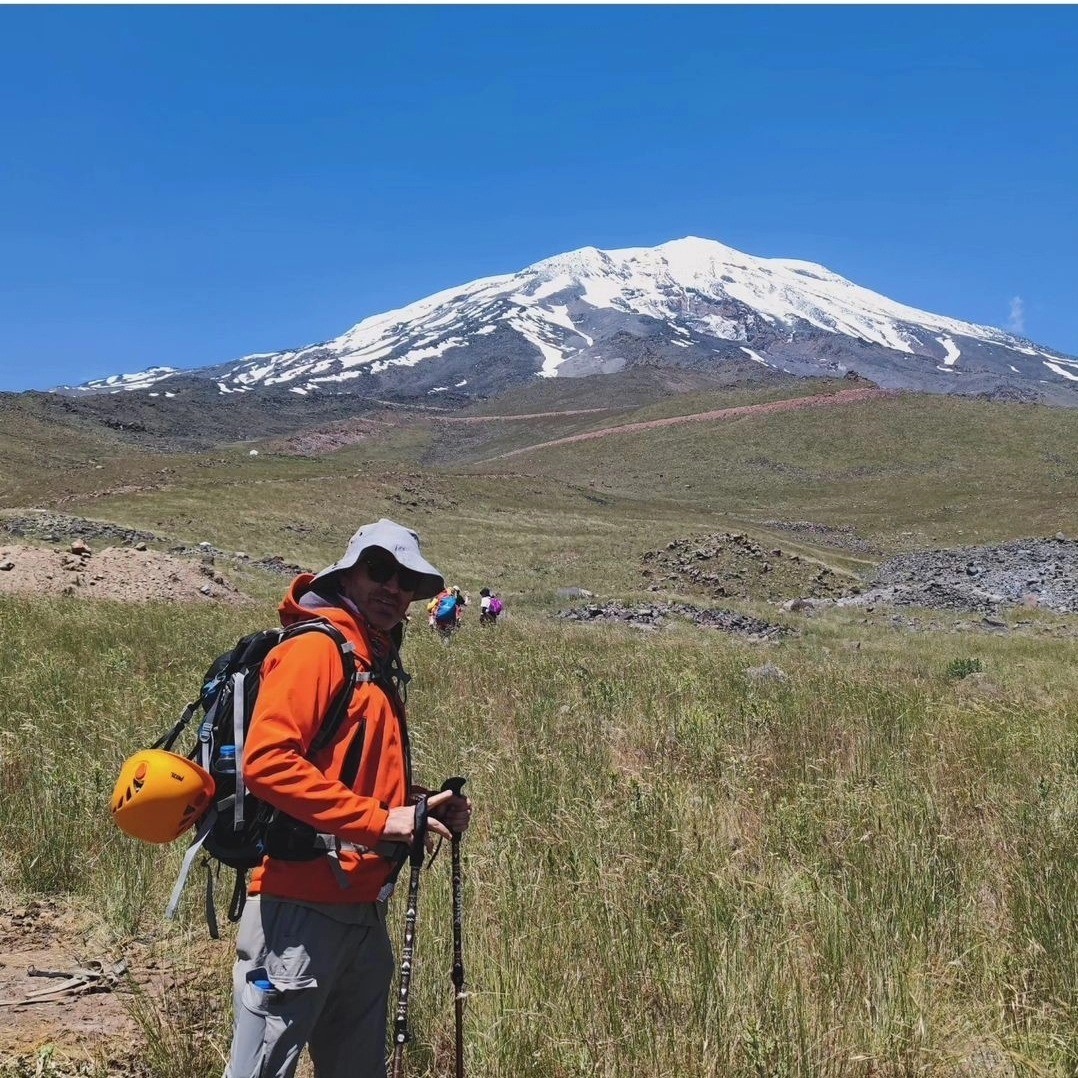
[{"left": 242, "top": 632, "right": 391, "bottom": 847}]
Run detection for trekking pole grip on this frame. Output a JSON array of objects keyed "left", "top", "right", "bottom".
[
  {"left": 441, "top": 776, "right": 467, "bottom": 797},
  {"left": 440, "top": 776, "right": 467, "bottom": 835}
]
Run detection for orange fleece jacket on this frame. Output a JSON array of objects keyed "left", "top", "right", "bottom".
[{"left": 244, "top": 574, "right": 409, "bottom": 904}]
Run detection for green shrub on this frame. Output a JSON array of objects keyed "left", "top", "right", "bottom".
[{"left": 945, "top": 656, "right": 984, "bottom": 680}]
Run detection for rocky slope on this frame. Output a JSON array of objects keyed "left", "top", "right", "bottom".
[{"left": 844, "top": 536, "right": 1078, "bottom": 614}]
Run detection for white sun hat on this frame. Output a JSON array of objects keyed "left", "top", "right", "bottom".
[{"left": 311, "top": 518, "right": 445, "bottom": 601}]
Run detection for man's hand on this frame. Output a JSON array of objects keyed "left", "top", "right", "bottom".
[
  {"left": 383, "top": 790, "right": 458, "bottom": 845},
  {"left": 430, "top": 790, "right": 472, "bottom": 836},
  {"left": 409, "top": 782, "right": 472, "bottom": 836}
]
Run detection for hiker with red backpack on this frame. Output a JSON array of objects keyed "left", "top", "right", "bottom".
[{"left": 218, "top": 519, "right": 472, "bottom": 1078}]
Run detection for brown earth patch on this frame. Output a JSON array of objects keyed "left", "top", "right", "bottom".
[
  {"left": 0, "top": 896, "right": 138, "bottom": 1067},
  {"left": 0, "top": 544, "right": 252, "bottom": 604},
  {"left": 0, "top": 894, "right": 236, "bottom": 1075},
  {"left": 267, "top": 408, "right": 434, "bottom": 456}
]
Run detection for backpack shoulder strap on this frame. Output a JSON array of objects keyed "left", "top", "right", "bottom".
[
  {"left": 282, "top": 620, "right": 366, "bottom": 754},
  {"left": 257, "top": 619, "right": 367, "bottom": 750}
]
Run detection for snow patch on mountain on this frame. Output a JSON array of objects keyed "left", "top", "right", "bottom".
[
  {"left": 741, "top": 347, "right": 772, "bottom": 368},
  {"left": 936, "top": 336, "right": 961, "bottom": 367},
  {"left": 65, "top": 366, "right": 181, "bottom": 392},
  {"left": 1045, "top": 359, "right": 1078, "bottom": 382}
]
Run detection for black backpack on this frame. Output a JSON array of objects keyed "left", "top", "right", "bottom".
[{"left": 158, "top": 618, "right": 408, "bottom": 936}]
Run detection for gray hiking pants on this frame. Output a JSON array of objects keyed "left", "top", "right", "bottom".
[{"left": 225, "top": 895, "right": 395, "bottom": 1078}]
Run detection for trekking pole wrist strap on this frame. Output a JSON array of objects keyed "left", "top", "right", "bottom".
[{"left": 410, "top": 797, "right": 429, "bottom": 867}]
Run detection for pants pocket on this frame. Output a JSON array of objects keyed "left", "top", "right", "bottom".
[{"left": 241, "top": 967, "right": 320, "bottom": 1018}]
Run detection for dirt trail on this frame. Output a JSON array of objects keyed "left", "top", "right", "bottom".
[
  {"left": 483, "top": 387, "right": 896, "bottom": 461},
  {"left": 440, "top": 407, "right": 614, "bottom": 423}
]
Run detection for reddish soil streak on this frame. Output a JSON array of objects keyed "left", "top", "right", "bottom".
[
  {"left": 486, "top": 387, "right": 897, "bottom": 460},
  {"left": 441, "top": 408, "right": 614, "bottom": 422}
]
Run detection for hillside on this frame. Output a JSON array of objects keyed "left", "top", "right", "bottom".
[
  {"left": 2, "top": 381, "right": 1073, "bottom": 613},
  {"left": 5, "top": 379, "right": 1077, "bottom": 559},
  {"left": 0, "top": 381, "right": 444, "bottom": 454},
  {"left": 3, "top": 374, "right": 1078, "bottom": 1077}
]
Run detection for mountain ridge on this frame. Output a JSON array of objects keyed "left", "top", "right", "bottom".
[{"left": 58, "top": 236, "right": 1078, "bottom": 407}]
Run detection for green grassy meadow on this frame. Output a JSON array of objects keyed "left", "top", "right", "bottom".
[{"left": 2, "top": 383, "right": 1078, "bottom": 1076}]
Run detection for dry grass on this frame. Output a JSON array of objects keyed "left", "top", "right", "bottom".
[{"left": 3, "top": 595, "right": 1077, "bottom": 1075}]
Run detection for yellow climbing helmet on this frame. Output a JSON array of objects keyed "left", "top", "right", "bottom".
[{"left": 110, "top": 749, "right": 215, "bottom": 844}]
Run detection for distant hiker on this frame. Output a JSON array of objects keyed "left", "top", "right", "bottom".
[
  {"left": 429, "top": 585, "right": 466, "bottom": 637},
  {"left": 223, "top": 518, "right": 472, "bottom": 1078},
  {"left": 479, "top": 586, "right": 504, "bottom": 626}
]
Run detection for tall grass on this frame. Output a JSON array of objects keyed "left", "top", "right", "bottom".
[
  {"left": 2, "top": 596, "right": 1078, "bottom": 1075},
  {"left": 0, "top": 597, "right": 266, "bottom": 929}
]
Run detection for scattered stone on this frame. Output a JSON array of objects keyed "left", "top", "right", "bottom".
[
  {"left": 641, "top": 532, "right": 848, "bottom": 602},
  {"left": 556, "top": 600, "right": 793, "bottom": 640},
  {"left": 745, "top": 662, "right": 788, "bottom": 684},
  {"left": 757, "top": 519, "right": 878, "bottom": 554},
  {"left": 252, "top": 554, "right": 311, "bottom": 577},
  {"left": 70, "top": 540, "right": 92, "bottom": 556},
  {"left": 0, "top": 560, "right": 14, "bottom": 572},
  {"left": 134, "top": 542, "right": 147, "bottom": 551},
  {"left": 0, "top": 510, "right": 157, "bottom": 548},
  {"left": 0, "top": 544, "right": 252, "bottom": 604}
]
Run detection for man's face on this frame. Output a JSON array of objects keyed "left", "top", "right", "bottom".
[{"left": 338, "top": 550, "right": 418, "bottom": 631}]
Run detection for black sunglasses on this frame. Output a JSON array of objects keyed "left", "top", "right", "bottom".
[{"left": 361, "top": 550, "right": 423, "bottom": 593}]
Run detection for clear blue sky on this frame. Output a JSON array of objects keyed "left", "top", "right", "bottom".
[{"left": 1, "top": 5, "right": 1076, "bottom": 392}]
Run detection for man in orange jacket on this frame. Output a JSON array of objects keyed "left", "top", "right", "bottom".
[{"left": 225, "top": 518, "right": 472, "bottom": 1078}]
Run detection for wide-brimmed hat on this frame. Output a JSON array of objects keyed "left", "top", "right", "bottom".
[{"left": 311, "top": 518, "right": 445, "bottom": 601}]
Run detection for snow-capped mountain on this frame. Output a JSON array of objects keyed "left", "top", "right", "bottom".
[{"left": 62, "top": 237, "right": 1078, "bottom": 405}]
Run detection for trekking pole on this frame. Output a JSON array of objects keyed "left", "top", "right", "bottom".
[
  {"left": 440, "top": 777, "right": 468, "bottom": 1078},
  {"left": 391, "top": 796, "right": 429, "bottom": 1078}
]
